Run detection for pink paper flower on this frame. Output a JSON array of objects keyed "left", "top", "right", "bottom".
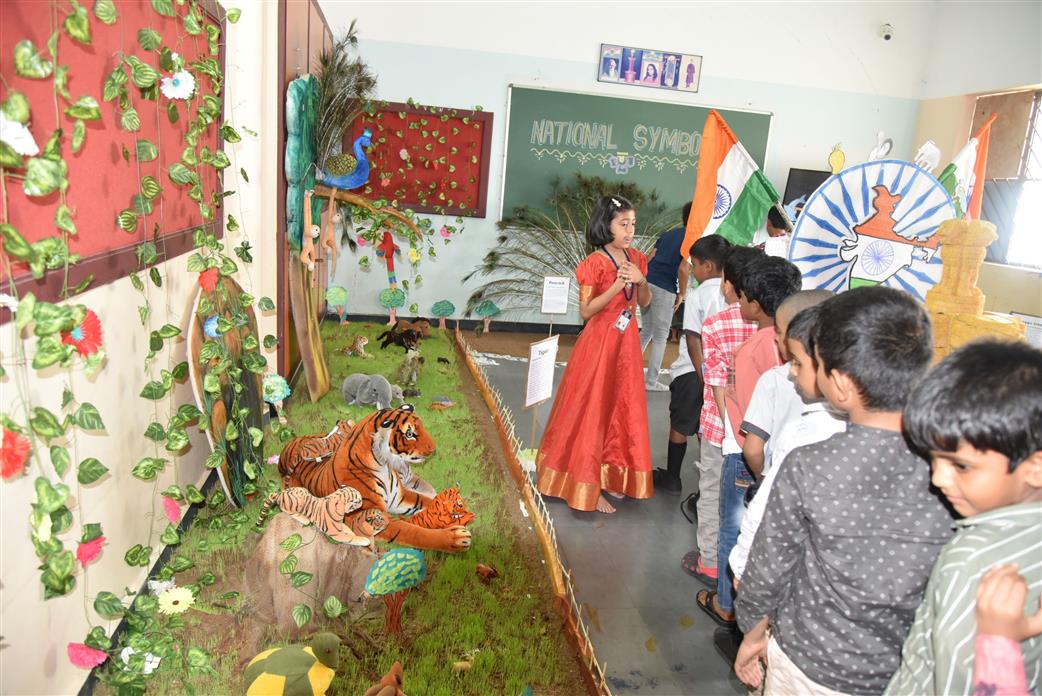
[
  {"left": 380, "top": 178, "right": 391, "bottom": 187},
  {"left": 356, "top": 235, "right": 366, "bottom": 247},
  {"left": 76, "top": 536, "right": 105, "bottom": 567},
  {"left": 198, "top": 268, "right": 219, "bottom": 293},
  {"left": 162, "top": 496, "right": 180, "bottom": 524},
  {"left": 439, "top": 226, "right": 451, "bottom": 238},
  {"left": 1, "top": 429, "right": 31, "bottom": 480},
  {"left": 68, "top": 642, "right": 108, "bottom": 669}
]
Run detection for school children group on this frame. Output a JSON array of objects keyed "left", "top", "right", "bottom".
[{"left": 535, "top": 195, "right": 1042, "bottom": 695}]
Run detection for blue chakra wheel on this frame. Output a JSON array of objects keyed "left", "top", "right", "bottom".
[
  {"left": 788, "top": 159, "right": 954, "bottom": 301},
  {"left": 713, "top": 184, "right": 732, "bottom": 220}
]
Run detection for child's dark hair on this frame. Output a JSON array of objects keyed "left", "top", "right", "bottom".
[
  {"left": 785, "top": 304, "right": 824, "bottom": 362},
  {"left": 587, "top": 195, "right": 634, "bottom": 247},
  {"left": 812, "top": 286, "right": 932, "bottom": 411},
  {"left": 721, "top": 245, "right": 764, "bottom": 299},
  {"left": 681, "top": 202, "right": 693, "bottom": 227},
  {"left": 690, "top": 234, "right": 732, "bottom": 267},
  {"left": 767, "top": 205, "right": 791, "bottom": 232},
  {"left": 740, "top": 256, "right": 802, "bottom": 317},
  {"left": 904, "top": 339, "right": 1042, "bottom": 470}
]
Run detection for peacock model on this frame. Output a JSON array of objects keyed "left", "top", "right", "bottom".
[{"left": 317, "top": 128, "right": 372, "bottom": 190}]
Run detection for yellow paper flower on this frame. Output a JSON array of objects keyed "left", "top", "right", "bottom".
[
  {"left": 408, "top": 246, "right": 421, "bottom": 265},
  {"left": 157, "top": 586, "right": 195, "bottom": 615}
]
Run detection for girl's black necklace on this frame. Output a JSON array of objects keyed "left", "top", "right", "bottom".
[{"left": 600, "top": 246, "right": 633, "bottom": 301}]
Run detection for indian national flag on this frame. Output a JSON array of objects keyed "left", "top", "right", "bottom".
[
  {"left": 937, "top": 113, "right": 996, "bottom": 220},
  {"left": 681, "top": 110, "right": 779, "bottom": 257}
]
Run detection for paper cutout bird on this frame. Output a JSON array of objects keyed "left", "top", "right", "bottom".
[{"left": 244, "top": 632, "right": 340, "bottom": 696}]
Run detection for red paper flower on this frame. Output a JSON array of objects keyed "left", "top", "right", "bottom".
[
  {"left": 76, "top": 536, "right": 105, "bottom": 567},
  {"left": 198, "top": 268, "right": 219, "bottom": 293},
  {"left": 1, "top": 429, "right": 31, "bottom": 480},
  {"left": 162, "top": 496, "right": 180, "bottom": 524},
  {"left": 61, "top": 309, "right": 103, "bottom": 357},
  {"left": 68, "top": 642, "right": 108, "bottom": 669}
]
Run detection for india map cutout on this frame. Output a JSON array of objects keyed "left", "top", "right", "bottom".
[{"left": 788, "top": 160, "right": 954, "bottom": 301}]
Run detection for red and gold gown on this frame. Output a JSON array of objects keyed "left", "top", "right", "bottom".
[{"left": 536, "top": 250, "right": 653, "bottom": 511}]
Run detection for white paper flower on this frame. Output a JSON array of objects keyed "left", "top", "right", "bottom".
[
  {"left": 160, "top": 70, "right": 196, "bottom": 101},
  {"left": 120, "top": 647, "right": 161, "bottom": 675},
  {"left": 146, "top": 578, "right": 175, "bottom": 596},
  {"left": 0, "top": 293, "right": 19, "bottom": 312},
  {"left": 0, "top": 112, "right": 39, "bottom": 156}
]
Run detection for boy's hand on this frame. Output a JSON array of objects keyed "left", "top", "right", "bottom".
[
  {"left": 735, "top": 617, "right": 769, "bottom": 688},
  {"left": 976, "top": 564, "right": 1042, "bottom": 641}
]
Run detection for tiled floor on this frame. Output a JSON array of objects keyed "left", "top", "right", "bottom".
[{"left": 479, "top": 353, "right": 745, "bottom": 695}]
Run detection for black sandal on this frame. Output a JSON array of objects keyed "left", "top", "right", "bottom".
[{"left": 696, "top": 589, "right": 737, "bottom": 629}]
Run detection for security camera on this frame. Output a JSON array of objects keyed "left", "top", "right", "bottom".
[{"left": 879, "top": 23, "right": 894, "bottom": 41}]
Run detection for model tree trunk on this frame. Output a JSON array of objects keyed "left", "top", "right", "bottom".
[{"left": 383, "top": 590, "right": 410, "bottom": 637}]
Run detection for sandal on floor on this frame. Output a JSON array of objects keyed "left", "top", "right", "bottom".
[
  {"left": 681, "top": 551, "right": 718, "bottom": 588},
  {"left": 696, "top": 589, "right": 737, "bottom": 629}
]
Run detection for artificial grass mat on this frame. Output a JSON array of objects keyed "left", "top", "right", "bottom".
[{"left": 140, "top": 320, "right": 582, "bottom": 695}]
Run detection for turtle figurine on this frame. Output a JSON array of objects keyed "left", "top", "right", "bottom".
[{"left": 244, "top": 632, "right": 340, "bottom": 696}]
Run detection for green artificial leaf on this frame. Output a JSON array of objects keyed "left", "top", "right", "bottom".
[
  {"left": 131, "top": 457, "right": 166, "bottom": 481},
  {"left": 240, "top": 352, "right": 266, "bottom": 374},
  {"left": 77, "top": 457, "right": 108, "bottom": 484},
  {"left": 1, "top": 91, "right": 30, "bottom": 123},
  {"left": 136, "top": 242, "right": 158, "bottom": 267},
  {"left": 24, "top": 157, "right": 66, "bottom": 197},
  {"left": 184, "top": 484, "right": 204, "bottom": 504},
  {"left": 0, "top": 141, "right": 22, "bottom": 169},
  {"left": 226, "top": 214, "right": 239, "bottom": 232},
  {"left": 206, "top": 22, "right": 220, "bottom": 55},
  {"left": 243, "top": 334, "right": 257, "bottom": 351},
  {"left": 198, "top": 571, "right": 216, "bottom": 586},
  {"left": 139, "top": 380, "right": 168, "bottom": 400},
  {"left": 224, "top": 420, "right": 238, "bottom": 442},
  {"left": 166, "top": 100, "right": 179, "bottom": 124},
  {"left": 118, "top": 209, "right": 137, "bottom": 232},
  {"left": 140, "top": 176, "right": 161, "bottom": 200},
  {"left": 148, "top": 330, "right": 163, "bottom": 353},
  {"left": 13, "top": 40, "right": 53, "bottom": 79},
  {"left": 164, "top": 428, "right": 189, "bottom": 452},
  {"left": 167, "top": 162, "right": 194, "bottom": 185},
  {"left": 124, "top": 544, "right": 152, "bottom": 567},
  {"left": 199, "top": 202, "right": 213, "bottom": 221},
  {"left": 93, "top": 0, "right": 117, "bottom": 24},
  {"left": 171, "top": 361, "right": 188, "bottom": 381},
  {"left": 210, "top": 151, "right": 230, "bottom": 169},
  {"left": 159, "top": 524, "right": 181, "bottom": 545},
  {"left": 71, "top": 402, "right": 105, "bottom": 430},
  {"left": 138, "top": 305, "right": 148, "bottom": 324},
  {"left": 136, "top": 139, "right": 158, "bottom": 162},
  {"left": 263, "top": 334, "right": 277, "bottom": 350},
  {"left": 29, "top": 407, "right": 64, "bottom": 440},
  {"left": 94, "top": 591, "right": 125, "bottom": 618},
  {"left": 63, "top": 0, "right": 92, "bottom": 44},
  {"left": 234, "top": 241, "right": 252, "bottom": 263},
  {"left": 41, "top": 550, "right": 77, "bottom": 598},
  {"left": 137, "top": 27, "right": 161, "bottom": 51},
  {"left": 14, "top": 293, "right": 36, "bottom": 330},
  {"left": 31, "top": 336, "right": 66, "bottom": 369},
  {"left": 41, "top": 130, "right": 62, "bottom": 162},
  {"left": 169, "top": 555, "right": 193, "bottom": 572},
  {"left": 184, "top": 7, "right": 203, "bottom": 35},
  {"left": 219, "top": 125, "right": 240, "bottom": 143},
  {"left": 323, "top": 595, "right": 345, "bottom": 619},
  {"left": 120, "top": 107, "right": 141, "bottom": 132},
  {"left": 54, "top": 66, "right": 70, "bottom": 99},
  {"left": 83, "top": 625, "right": 108, "bottom": 651},
  {"left": 279, "top": 533, "right": 302, "bottom": 551},
  {"left": 278, "top": 554, "right": 298, "bottom": 575},
  {"left": 204, "top": 451, "right": 223, "bottom": 470},
  {"left": 1, "top": 224, "right": 32, "bottom": 260},
  {"left": 70, "top": 119, "right": 85, "bottom": 154},
  {"left": 144, "top": 422, "right": 166, "bottom": 442},
  {"left": 243, "top": 458, "right": 257, "bottom": 480},
  {"left": 157, "top": 323, "right": 181, "bottom": 339},
  {"left": 240, "top": 167, "right": 249, "bottom": 183},
  {"left": 129, "top": 60, "right": 157, "bottom": 89},
  {"left": 80, "top": 523, "right": 103, "bottom": 544},
  {"left": 50, "top": 446, "right": 71, "bottom": 477},
  {"left": 202, "top": 372, "right": 220, "bottom": 394},
  {"left": 226, "top": 7, "right": 241, "bottom": 23},
  {"left": 291, "top": 603, "right": 311, "bottom": 628},
  {"left": 70, "top": 274, "right": 93, "bottom": 295},
  {"left": 257, "top": 296, "right": 275, "bottom": 312},
  {"left": 186, "top": 646, "right": 210, "bottom": 674},
  {"left": 34, "top": 477, "right": 69, "bottom": 514},
  {"left": 150, "top": 0, "right": 174, "bottom": 16},
  {"left": 289, "top": 571, "right": 313, "bottom": 588},
  {"left": 149, "top": 267, "right": 161, "bottom": 287}
]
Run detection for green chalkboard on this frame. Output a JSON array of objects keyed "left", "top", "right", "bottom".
[{"left": 502, "top": 85, "right": 772, "bottom": 220}]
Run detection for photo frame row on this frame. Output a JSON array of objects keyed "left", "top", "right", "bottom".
[{"left": 598, "top": 43, "right": 702, "bottom": 93}]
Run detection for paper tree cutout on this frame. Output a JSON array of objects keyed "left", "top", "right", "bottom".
[{"left": 364, "top": 549, "right": 426, "bottom": 637}]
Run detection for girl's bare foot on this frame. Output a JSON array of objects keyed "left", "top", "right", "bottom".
[
  {"left": 595, "top": 496, "right": 617, "bottom": 513},
  {"left": 606, "top": 491, "right": 625, "bottom": 499}
]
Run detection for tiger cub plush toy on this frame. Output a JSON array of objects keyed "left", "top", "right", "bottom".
[
  {"left": 255, "top": 486, "right": 378, "bottom": 546},
  {"left": 342, "top": 335, "right": 373, "bottom": 359},
  {"left": 408, "top": 487, "right": 474, "bottom": 530},
  {"left": 277, "top": 420, "right": 353, "bottom": 489},
  {"left": 284, "top": 405, "right": 471, "bottom": 553}
]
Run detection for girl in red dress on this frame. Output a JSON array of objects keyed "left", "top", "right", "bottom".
[{"left": 536, "top": 195, "right": 654, "bottom": 513}]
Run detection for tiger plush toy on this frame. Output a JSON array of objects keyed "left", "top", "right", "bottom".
[
  {"left": 408, "top": 487, "right": 475, "bottom": 529},
  {"left": 285, "top": 405, "right": 471, "bottom": 553},
  {"left": 342, "top": 335, "right": 373, "bottom": 359},
  {"left": 277, "top": 420, "right": 354, "bottom": 488},
  {"left": 255, "top": 486, "right": 377, "bottom": 546}
]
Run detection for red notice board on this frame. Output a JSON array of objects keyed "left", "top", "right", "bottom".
[
  {"left": 0, "top": 0, "right": 224, "bottom": 295},
  {"left": 347, "top": 102, "right": 493, "bottom": 218}
]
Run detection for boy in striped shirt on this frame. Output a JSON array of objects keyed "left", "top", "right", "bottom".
[{"left": 886, "top": 339, "right": 1042, "bottom": 696}]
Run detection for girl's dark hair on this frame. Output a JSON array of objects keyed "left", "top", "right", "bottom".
[
  {"left": 587, "top": 195, "right": 634, "bottom": 247},
  {"left": 904, "top": 339, "right": 1042, "bottom": 470},
  {"left": 812, "top": 286, "right": 932, "bottom": 411}
]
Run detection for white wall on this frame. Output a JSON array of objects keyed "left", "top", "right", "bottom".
[
  {"left": 0, "top": 2, "right": 280, "bottom": 693},
  {"left": 317, "top": 1, "right": 1041, "bottom": 325}
]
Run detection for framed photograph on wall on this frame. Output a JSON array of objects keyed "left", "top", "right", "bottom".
[{"left": 599, "top": 43, "right": 703, "bottom": 93}]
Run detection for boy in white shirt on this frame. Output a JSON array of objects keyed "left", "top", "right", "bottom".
[
  {"left": 729, "top": 298, "right": 846, "bottom": 583},
  {"left": 653, "top": 234, "right": 732, "bottom": 493}
]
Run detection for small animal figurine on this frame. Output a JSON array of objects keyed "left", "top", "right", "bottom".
[
  {"left": 392, "top": 318, "right": 431, "bottom": 339},
  {"left": 244, "top": 632, "right": 340, "bottom": 696},
  {"left": 256, "top": 486, "right": 373, "bottom": 546},
  {"left": 395, "top": 349, "right": 423, "bottom": 387},
  {"left": 341, "top": 373, "right": 395, "bottom": 410},
  {"left": 402, "top": 387, "right": 421, "bottom": 399},
  {"left": 342, "top": 335, "right": 373, "bottom": 359},
  {"left": 363, "top": 661, "right": 406, "bottom": 696},
  {"left": 376, "top": 325, "right": 421, "bottom": 352}
]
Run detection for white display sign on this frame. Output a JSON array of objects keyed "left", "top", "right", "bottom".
[
  {"left": 524, "top": 335, "right": 560, "bottom": 408},
  {"left": 541, "top": 276, "right": 570, "bottom": 314},
  {"left": 1012, "top": 312, "right": 1042, "bottom": 349}
]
